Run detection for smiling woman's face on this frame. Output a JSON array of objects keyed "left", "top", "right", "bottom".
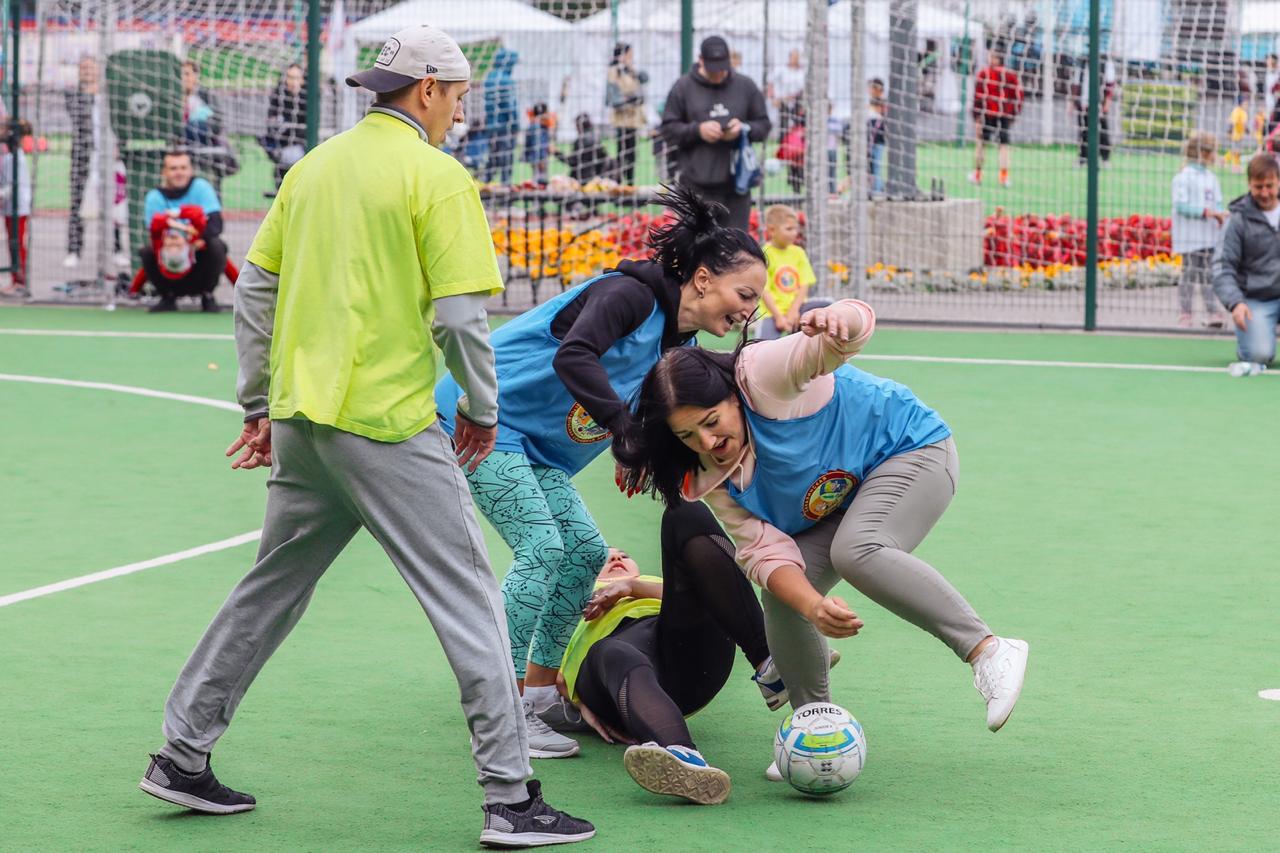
[
  {"left": 666, "top": 397, "right": 745, "bottom": 466},
  {"left": 597, "top": 548, "right": 640, "bottom": 581}
]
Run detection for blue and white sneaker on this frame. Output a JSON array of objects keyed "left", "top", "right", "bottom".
[
  {"left": 752, "top": 650, "right": 843, "bottom": 712},
  {"left": 623, "top": 743, "right": 731, "bottom": 805}
]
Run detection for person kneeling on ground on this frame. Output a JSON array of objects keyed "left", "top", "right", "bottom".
[
  {"left": 551, "top": 501, "right": 837, "bottom": 804},
  {"left": 139, "top": 149, "right": 227, "bottom": 313},
  {"left": 1214, "top": 153, "right": 1280, "bottom": 377}
]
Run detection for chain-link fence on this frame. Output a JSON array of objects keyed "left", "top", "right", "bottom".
[{"left": 4, "top": 0, "right": 1275, "bottom": 332}]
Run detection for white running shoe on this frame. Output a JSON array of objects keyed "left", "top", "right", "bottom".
[
  {"left": 623, "top": 743, "right": 731, "bottom": 804},
  {"left": 1228, "top": 361, "right": 1266, "bottom": 377},
  {"left": 972, "top": 637, "right": 1029, "bottom": 732},
  {"left": 967, "top": 171, "right": 981, "bottom": 185},
  {"left": 764, "top": 760, "right": 783, "bottom": 782},
  {"left": 62, "top": 254, "right": 80, "bottom": 268},
  {"left": 523, "top": 698, "right": 579, "bottom": 759}
]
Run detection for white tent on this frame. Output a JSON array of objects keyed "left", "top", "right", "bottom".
[
  {"left": 571, "top": 0, "right": 971, "bottom": 125},
  {"left": 1242, "top": 1, "right": 1280, "bottom": 34},
  {"left": 347, "top": 0, "right": 578, "bottom": 132}
]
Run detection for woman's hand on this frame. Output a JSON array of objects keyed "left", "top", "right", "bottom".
[
  {"left": 798, "top": 306, "right": 851, "bottom": 342},
  {"left": 578, "top": 700, "right": 635, "bottom": 745},
  {"left": 582, "top": 580, "right": 635, "bottom": 621},
  {"left": 807, "top": 595, "right": 863, "bottom": 638}
]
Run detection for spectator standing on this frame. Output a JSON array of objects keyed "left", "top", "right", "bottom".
[
  {"left": 65, "top": 55, "right": 100, "bottom": 268},
  {"left": 522, "top": 102, "right": 554, "bottom": 187},
  {"left": 556, "top": 113, "right": 613, "bottom": 184},
  {"left": 1214, "top": 154, "right": 1280, "bottom": 377},
  {"left": 261, "top": 63, "right": 307, "bottom": 188},
  {"left": 1073, "top": 56, "right": 1117, "bottom": 167},
  {"left": 769, "top": 49, "right": 806, "bottom": 136},
  {"left": 0, "top": 120, "right": 31, "bottom": 298},
  {"left": 867, "top": 78, "right": 887, "bottom": 194},
  {"left": 1265, "top": 55, "right": 1279, "bottom": 123},
  {"left": 969, "top": 49, "right": 1022, "bottom": 187},
  {"left": 138, "top": 149, "right": 226, "bottom": 313},
  {"left": 483, "top": 48, "right": 520, "bottom": 185},
  {"left": 660, "top": 35, "right": 771, "bottom": 231},
  {"left": 1227, "top": 96, "right": 1250, "bottom": 173},
  {"left": 1171, "top": 132, "right": 1227, "bottom": 328},
  {"left": 606, "top": 43, "right": 648, "bottom": 185},
  {"left": 182, "top": 59, "right": 238, "bottom": 185}
]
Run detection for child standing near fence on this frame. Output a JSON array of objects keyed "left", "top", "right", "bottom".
[
  {"left": 0, "top": 119, "right": 32, "bottom": 298},
  {"left": 755, "top": 204, "right": 819, "bottom": 340},
  {"left": 1227, "top": 97, "right": 1250, "bottom": 173},
  {"left": 1172, "top": 131, "right": 1228, "bottom": 328}
]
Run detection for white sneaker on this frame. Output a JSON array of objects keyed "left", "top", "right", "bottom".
[
  {"left": 967, "top": 171, "right": 981, "bottom": 185},
  {"left": 1228, "top": 361, "right": 1266, "bottom": 377},
  {"left": 623, "top": 742, "right": 731, "bottom": 804},
  {"left": 764, "top": 759, "right": 783, "bottom": 782},
  {"left": 972, "top": 637, "right": 1029, "bottom": 732},
  {"left": 114, "top": 252, "right": 131, "bottom": 270},
  {"left": 62, "top": 254, "right": 80, "bottom": 268},
  {"left": 522, "top": 698, "right": 579, "bottom": 758}
]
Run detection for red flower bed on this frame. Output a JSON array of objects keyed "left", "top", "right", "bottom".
[{"left": 983, "top": 210, "right": 1173, "bottom": 268}]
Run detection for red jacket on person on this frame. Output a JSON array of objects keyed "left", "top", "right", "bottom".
[
  {"left": 973, "top": 65, "right": 1024, "bottom": 119},
  {"left": 129, "top": 203, "right": 239, "bottom": 293}
]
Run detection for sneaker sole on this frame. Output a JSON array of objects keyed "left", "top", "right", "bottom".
[
  {"left": 988, "top": 641, "right": 1030, "bottom": 733},
  {"left": 624, "top": 747, "right": 731, "bottom": 805},
  {"left": 480, "top": 828, "right": 596, "bottom": 847},
  {"left": 529, "top": 743, "right": 580, "bottom": 759},
  {"left": 138, "top": 778, "right": 256, "bottom": 814}
]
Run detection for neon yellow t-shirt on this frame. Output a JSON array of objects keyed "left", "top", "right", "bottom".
[
  {"left": 761, "top": 242, "right": 817, "bottom": 318},
  {"left": 559, "top": 575, "right": 663, "bottom": 703},
  {"left": 246, "top": 111, "right": 503, "bottom": 443},
  {"left": 1229, "top": 106, "right": 1248, "bottom": 142}
]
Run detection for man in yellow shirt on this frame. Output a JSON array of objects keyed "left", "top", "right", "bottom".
[{"left": 138, "top": 26, "right": 594, "bottom": 848}]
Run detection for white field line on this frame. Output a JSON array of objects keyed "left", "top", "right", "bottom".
[
  {"left": 0, "top": 327, "right": 1252, "bottom": 375},
  {"left": 0, "top": 373, "right": 252, "bottom": 609},
  {"left": 0, "top": 532, "right": 262, "bottom": 608},
  {"left": 0, "top": 328, "right": 234, "bottom": 341}
]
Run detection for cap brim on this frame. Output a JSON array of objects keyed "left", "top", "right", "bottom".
[
  {"left": 702, "top": 57, "right": 731, "bottom": 73},
  {"left": 345, "top": 67, "right": 419, "bottom": 93}
]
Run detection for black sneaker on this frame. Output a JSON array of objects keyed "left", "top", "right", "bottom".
[
  {"left": 138, "top": 753, "right": 256, "bottom": 814},
  {"left": 535, "top": 697, "right": 592, "bottom": 734},
  {"left": 148, "top": 296, "right": 178, "bottom": 314},
  {"left": 480, "top": 780, "right": 594, "bottom": 848},
  {"left": 200, "top": 293, "right": 220, "bottom": 313}
]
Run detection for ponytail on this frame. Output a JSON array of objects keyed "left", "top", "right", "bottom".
[{"left": 647, "top": 184, "right": 766, "bottom": 285}]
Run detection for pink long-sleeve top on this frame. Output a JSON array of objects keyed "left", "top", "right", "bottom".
[{"left": 681, "top": 299, "right": 877, "bottom": 587}]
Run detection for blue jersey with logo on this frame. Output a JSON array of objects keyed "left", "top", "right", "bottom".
[
  {"left": 727, "top": 365, "right": 951, "bottom": 535},
  {"left": 143, "top": 178, "right": 221, "bottom": 225},
  {"left": 435, "top": 272, "right": 668, "bottom": 476}
]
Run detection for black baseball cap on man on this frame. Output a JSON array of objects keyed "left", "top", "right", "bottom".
[{"left": 700, "top": 36, "right": 732, "bottom": 73}]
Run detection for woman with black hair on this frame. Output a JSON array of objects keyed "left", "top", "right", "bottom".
[
  {"left": 260, "top": 63, "right": 307, "bottom": 188},
  {"left": 615, "top": 300, "right": 1030, "bottom": 774},
  {"left": 434, "top": 186, "right": 765, "bottom": 760}
]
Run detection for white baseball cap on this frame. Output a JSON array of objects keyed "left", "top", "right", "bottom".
[{"left": 345, "top": 24, "right": 471, "bottom": 93}]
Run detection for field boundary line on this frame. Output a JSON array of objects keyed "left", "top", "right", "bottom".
[{"left": 0, "top": 328, "right": 235, "bottom": 341}]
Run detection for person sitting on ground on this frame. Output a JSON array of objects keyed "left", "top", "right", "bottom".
[
  {"left": 139, "top": 149, "right": 228, "bottom": 313},
  {"left": 1213, "top": 153, "right": 1280, "bottom": 377},
  {"left": 552, "top": 501, "right": 834, "bottom": 804}
]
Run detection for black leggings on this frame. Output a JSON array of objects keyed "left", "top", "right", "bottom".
[{"left": 574, "top": 501, "right": 770, "bottom": 749}]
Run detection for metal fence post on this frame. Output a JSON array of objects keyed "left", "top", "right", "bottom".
[
  {"left": 305, "top": 0, "right": 321, "bottom": 150},
  {"left": 1083, "top": 0, "right": 1100, "bottom": 330}
]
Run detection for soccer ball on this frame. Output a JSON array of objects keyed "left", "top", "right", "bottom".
[{"left": 774, "top": 702, "right": 867, "bottom": 795}]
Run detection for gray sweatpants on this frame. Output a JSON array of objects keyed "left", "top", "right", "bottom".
[
  {"left": 159, "top": 418, "right": 531, "bottom": 805},
  {"left": 761, "top": 437, "right": 992, "bottom": 707}
]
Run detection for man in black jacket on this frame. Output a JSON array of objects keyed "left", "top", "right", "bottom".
[{"left": 661, "top": 36, "right": 771, "bottom": 231}]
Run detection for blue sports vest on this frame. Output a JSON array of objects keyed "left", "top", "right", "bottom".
[
  {"left": 726, "top": 365, "right": 952, "bottom": 535},
  {"left": 435, "top": 272, "right": 668, "bottom": 475}
]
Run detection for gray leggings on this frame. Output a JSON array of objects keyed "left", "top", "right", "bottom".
[
  {"left": 761, "top": 437, "right": 991, "bottom": 707},
  {"left": 159, "top": 418, "right": 530, "bottom": 805}
]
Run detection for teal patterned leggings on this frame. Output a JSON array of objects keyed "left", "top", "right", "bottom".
[{"left": 466, "top": 451, "right": 609, "bottom": 678}]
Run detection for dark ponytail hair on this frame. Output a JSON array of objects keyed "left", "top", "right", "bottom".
[
  {"left": 614, "top": 346, "right": 744, "bottom": 506},
  {"left": 647, "top": 184, "right": 766, "bottom": 285}
]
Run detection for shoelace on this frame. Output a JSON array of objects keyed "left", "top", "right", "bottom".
[
  {"left": 974, "top": 656, "right": 1004, "bottom": 699},
  {"left": 523, "top": 702, "right": 557, "bottom": 736}
]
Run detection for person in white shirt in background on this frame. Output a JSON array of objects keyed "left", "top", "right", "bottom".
[
  {"left": 769, "top": 49, "right": 806, "bottom": 136},
  {"left": 1171, "top": 131, "right": 1228, "bottom": 328}
]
